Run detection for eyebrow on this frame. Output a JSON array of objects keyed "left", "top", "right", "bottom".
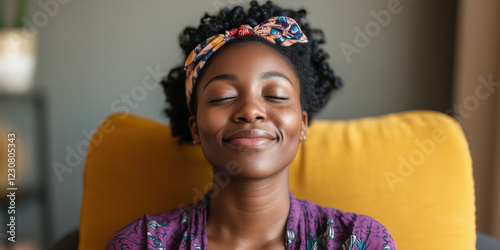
[
  {"left": 259, "top": 72, "right": 294, "bottom": 86},
  {"left": 203, "top": 74, "right": 237, "bottom": 92},
  {"left": 203, "top": 72, "right": 294, "bottom": 92}
]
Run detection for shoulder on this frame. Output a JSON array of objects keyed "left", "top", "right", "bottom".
[
  {"left": 293, "top": 198, "right": 397, "bottom": 249},
  {"left": 338, "top": 212, "right": 397, "bottom": 249},
  {"left": 105, "top": 205, "right": 196, "bottom": 250}
]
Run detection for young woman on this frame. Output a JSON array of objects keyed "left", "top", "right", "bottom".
[{"left": 107, "top": 1, "right": 397, "bottom": 249}]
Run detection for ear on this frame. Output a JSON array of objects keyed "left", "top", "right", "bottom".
[
  {"left": 300, "top": 110, "right": 308, "bottom": 141},
  {"left": 188, "top": 115, "right": 200, "bottom": 144}
]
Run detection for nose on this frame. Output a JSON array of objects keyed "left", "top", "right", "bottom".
[{"left": 232, "top": 95, "right": 266, "bottom": 123}]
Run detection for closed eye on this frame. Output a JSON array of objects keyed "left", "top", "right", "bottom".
[
  {"left": 265, "top": 96, "right": 289, "bottom": 100},
  {"left": 208, "top": 97, "right": 236, "bottom": 103}
]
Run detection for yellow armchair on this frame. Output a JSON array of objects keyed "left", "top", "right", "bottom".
[{"left": 78, "top": 110, "right": 475, "bottom": 249}]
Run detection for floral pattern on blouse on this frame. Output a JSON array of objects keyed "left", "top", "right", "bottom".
[{"left": 106, "top": 191, "right": 397, "bottom": 249}]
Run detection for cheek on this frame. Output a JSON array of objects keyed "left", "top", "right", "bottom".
[
  {"left": 196, "top": 107, "right": 227, "bottom": 142},
  {"left": 273, "top": 106, "right": 303, "bottom": 141}
]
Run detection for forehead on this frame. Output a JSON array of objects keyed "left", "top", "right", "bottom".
[{"left": 198, "top": 42, "right": 299, "bottom": 84}]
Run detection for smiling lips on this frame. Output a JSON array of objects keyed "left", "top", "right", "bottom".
[{"left": 224, "top": 129, "right": 276, "bottom": 149}]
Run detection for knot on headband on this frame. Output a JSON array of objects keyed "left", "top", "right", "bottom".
[{"left": 183, "top": 16, "right": 308, "bottom": 112}]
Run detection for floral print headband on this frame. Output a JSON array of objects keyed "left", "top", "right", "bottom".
[{"left": 183, "top": 16, "right": 308, "bottom": 113}]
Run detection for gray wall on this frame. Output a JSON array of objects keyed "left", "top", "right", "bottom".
[{"left": 23, "top": 0, "right": 456, "bottom": 244}]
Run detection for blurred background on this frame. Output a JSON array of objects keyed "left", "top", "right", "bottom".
[{"left": 0, "top": 0, "right": 498, "bottom": 249}]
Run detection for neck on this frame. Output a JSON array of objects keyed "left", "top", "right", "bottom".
[{"left": 206, "top": 167, "right": 290, "bottom": 248}]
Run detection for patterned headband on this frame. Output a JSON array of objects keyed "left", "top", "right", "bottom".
[{"left": 183, "top": 16, "right": 308, "bottom": 112}]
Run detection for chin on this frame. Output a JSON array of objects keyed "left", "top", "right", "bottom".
[
  {"left": 201, "top": 140, "right": 300, "bottom": 180},
  {"left": 208, "top": 153, "right": 292, "bottom": 180}
]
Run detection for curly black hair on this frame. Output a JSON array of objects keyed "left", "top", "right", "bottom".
[{"left": 161, "top": 1, "right": 342, "bottom": 143}]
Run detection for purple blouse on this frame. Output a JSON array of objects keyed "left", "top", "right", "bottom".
[{"left": 106, "top": 191, "right": 397, "bottom": 249}]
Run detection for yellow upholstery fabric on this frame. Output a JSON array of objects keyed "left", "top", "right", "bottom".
[{"left": 79, "top": 110, "right": 475, "bottom": 249}]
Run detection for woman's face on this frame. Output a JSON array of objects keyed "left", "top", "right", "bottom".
[{"left": 189, "top": 42, "right": 307, "bottom": 179}]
